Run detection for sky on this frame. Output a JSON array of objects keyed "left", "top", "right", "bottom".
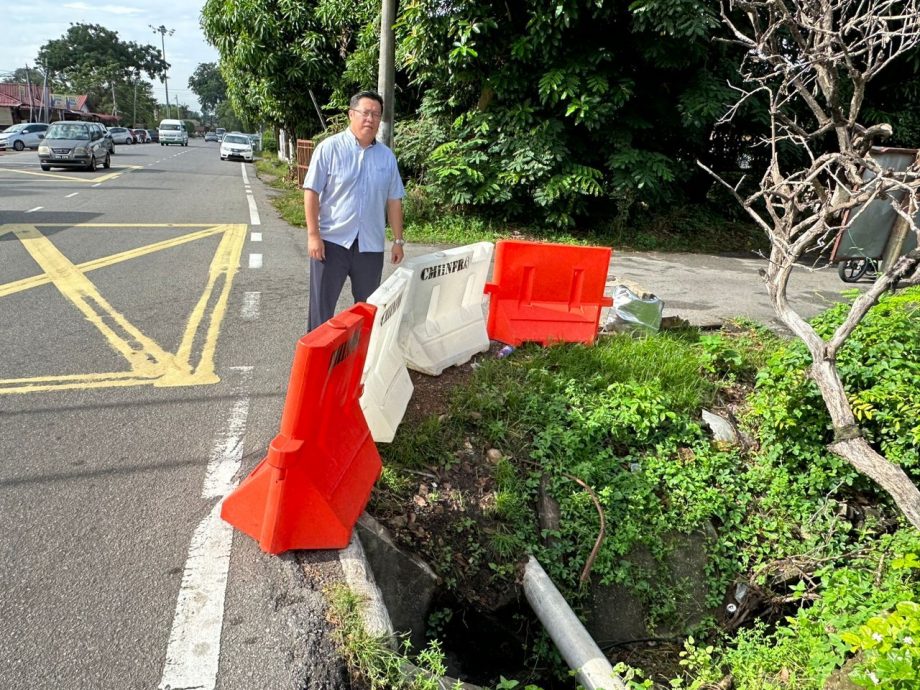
[{"left": 0, "top": 2, "right": 220, "bottom": 113}]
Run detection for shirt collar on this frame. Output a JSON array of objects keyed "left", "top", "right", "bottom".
[{"left": 347, "top": 129, "right": 376, "bottom": 148}]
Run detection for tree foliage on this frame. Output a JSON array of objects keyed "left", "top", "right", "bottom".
[
  {"left": 36, "top": 23, "right": 166, "bottom": 120},
  {"left": 200, "top": 0, "right": 378, "bottom": 137},
  {"left": 198, "top": 0, "right": 920, "bottom": 228},
  {"left": 187, "top": 62, "right": 227, "bottom": 115},
  {"left": 38, "top": 23, "right": 166, "bottom": 91},
  {"left": 393, "top": 0, "right": 748, "bottom": 226}
]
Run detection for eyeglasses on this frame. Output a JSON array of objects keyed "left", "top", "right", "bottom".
[{"left": 350, "top": 108, "right": 382, "bottom": 121}]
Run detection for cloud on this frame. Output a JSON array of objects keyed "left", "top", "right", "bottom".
[{"left": 62, "top": 2, "right": 143, "bottom": 14}]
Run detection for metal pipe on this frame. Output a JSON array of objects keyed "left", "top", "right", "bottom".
[{"left": 523, "top": 556, "right": 627, "bottom": 690}]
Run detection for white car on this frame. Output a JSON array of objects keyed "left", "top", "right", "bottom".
[
  {"left": 159, "top": 119, "right": 188, "bottom": 146},
  {"left": 220, "top": 133, "right": 254, "bottom": 161},
  {"left": 0, "top": 122, "right": 49, "bottom": 151}
]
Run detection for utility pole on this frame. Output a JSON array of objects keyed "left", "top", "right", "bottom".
[
  {"left": 376, "top": 0, "right": 396, "bottom": 147},
  {"left": 24, "top": 64, "right": 34, "bottom": 121},
  {"left": 150, "top": 25, "right": 175, "bottom": 119}
]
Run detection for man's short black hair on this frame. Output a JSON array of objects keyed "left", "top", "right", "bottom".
[{"left": 350, "top": 91, "right": 384, "bottom": 111}]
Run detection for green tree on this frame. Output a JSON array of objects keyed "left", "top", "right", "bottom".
[
  {"left": 37, "top": 23, "right": 167, "bottom": 117},
  {"left": 215, "top": 100, "right": 246, "bottom": 132},
  {"left": 200, "top": 0, "right": 377, "bottom": 138},
  {"left": 394, "top": 0, "right": 746, "bottom": 227},
  {"left": 188, "top": 62, "right": 227, "bottom": 116}
]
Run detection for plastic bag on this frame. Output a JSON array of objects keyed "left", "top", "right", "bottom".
[{"left": 604, "top": 284, "right": 663, "bottom": 332}]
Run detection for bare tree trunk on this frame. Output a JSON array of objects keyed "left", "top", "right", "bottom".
[
  {"left": 768, "top": 265, "right": 920, "bottom": 529},
  {"left": 810, "top": 360, "right": 920, "bottom": 529}
]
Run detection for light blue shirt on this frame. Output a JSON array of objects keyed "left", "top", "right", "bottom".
[{"left": 303, "top": 130, "right": 405, "bottom": 252}]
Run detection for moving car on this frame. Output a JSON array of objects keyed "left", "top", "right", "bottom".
[
  {"left": 219, "top": 133, "right": 254, "bottom": 161},
  {"left": 0, "top": 122, "right": 49, "bottom": 151},
  {"left": 158, "top": 119, "right": 188, "bottom": 146},
  {"left": 204, "top": 131, "right": 218, "bottom": 142},
  {"left": 38, "top": 121, "right": 111, "bottom": 171},
  {"left": 107, "top": 126, "right": 134, "bottom": 144},
  {"left": 215, "top": 127, "right": 226, "bottom": 141}
]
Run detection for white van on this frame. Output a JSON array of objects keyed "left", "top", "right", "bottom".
[{"left": 158, "top": 119, "right": 188, "bottom": 146}]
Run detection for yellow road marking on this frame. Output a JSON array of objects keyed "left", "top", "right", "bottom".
[
  {"left": 0, "top": 165, "right": 142, "bottom": 183},
  {"left": 11, "top": 224, "right": 181, "bottom": 377},
  {"left": 40, "top": 223, "right": 217, "bottom": 227},
  {"left": 0, "top": 225, "right": 230, "bottom": 298},
  {"left": 161, "top": 223, "right": 247, "bottom": 386},
  {"left": 0, "top": 371, "right": 155, "bottom": 395},
  {"left": 0, "top": 223, "right": 248, "bottom": 393}
]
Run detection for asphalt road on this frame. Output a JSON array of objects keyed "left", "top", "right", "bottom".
[
  {"left": 0, "top": 140, "right": 857, "bottom": 690},
  {"left": 0, "top": 141, "right": 349, "bottom": 690}
]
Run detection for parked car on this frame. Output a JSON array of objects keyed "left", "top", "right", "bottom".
[
  {"left": 204, "top": 131, "right": 218, "bottom": 142},
  {"left": 107, "top": 126, "right": 134, "bottom": 144},
  {"left": 38, "top": 120, "right": 111, "bottom": 171},
  {"left": 0, "top": 122, "right": 49, "bottom": 151},
  {"left": 220, "top": 133, "right": 254, "bottom": 161},
  {"left": 146, "top": 129, "right": 159, "bottom": 143},
  {"left": 131, "top": 128, "right": 148, "bottom": 143}
]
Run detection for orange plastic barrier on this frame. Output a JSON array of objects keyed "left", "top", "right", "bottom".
[
  {"left": 221, "top": 303, "right": 380, "bottom": 554},
  {"left": 484, "top": 240, "right": 613, "bottom": 346}
]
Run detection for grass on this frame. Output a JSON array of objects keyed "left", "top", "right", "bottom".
[
  {"left": 253, "top": 153, "right": 765, "bottom": 253},
  {"left": 327, "top": 584, "right": 464, "bottom": 690}
]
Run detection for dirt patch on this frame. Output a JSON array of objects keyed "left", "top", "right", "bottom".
[{"left": 370, "top": 343, "right": 527, "bottom": 610}]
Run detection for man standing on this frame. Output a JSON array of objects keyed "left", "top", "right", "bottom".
[{"left": 303, "top": 90, "right": 406, "bottom": 331}]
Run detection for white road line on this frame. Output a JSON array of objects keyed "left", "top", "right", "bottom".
[
  {"left": 92, "top": 183, "right": 101, "bottom": 188},
  {"left": 201, "top": 381, "right": 252, "bottom": 499},
  {"left": 25, "top": 206, "right": 43, "bottom": 213},
  {"left": 241, "top": 292, "right": 261, "bottom": 320},
  {"left": 159, "top": 366, "right": 252, "bottom": 690},
  {"left": 250, "top": 232, "right": 262, "bottom": 242},
  {"left": 246, "top": 193, "right": 261, "bottom": 226},
  {"left": 240, "top": 163, "right": 261, "bottom": 225},
  {"left": 65, "top": 192, "right": 79, "bottom": 198},
  {"left": 248, "top": 253, "right": 262, "bottom": 269},
  {"left": 158, "top": 503, "right": 233, "bottom": 690}
]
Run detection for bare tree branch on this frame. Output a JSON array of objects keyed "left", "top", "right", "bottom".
[{"left": 704, "top": 0, "right": 920, "bottom": 529}]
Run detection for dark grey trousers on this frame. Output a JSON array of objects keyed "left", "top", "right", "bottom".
[{"left": 308, "top": 238, "right": 383, "bottom": 331}]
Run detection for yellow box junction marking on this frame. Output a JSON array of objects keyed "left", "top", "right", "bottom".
[
  {"left": 0, "top": 223, "right": 247, "bottom": 394},
  {"left": 0, "top": 165, "right": 143, "bottom": 183}
]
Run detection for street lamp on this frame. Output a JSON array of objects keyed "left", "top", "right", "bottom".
[{"left": 149, "top": 24, "right": 175, "bottom": 119}]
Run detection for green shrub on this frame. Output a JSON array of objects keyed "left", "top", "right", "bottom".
[
  {"left": 748, "top": 287, "right": 920, "bottom": 493},
  {"left": 261, "top": 129, "right": 278, "bottom": 153},
  {"left": 675, "top": 529, "right": 920, "bottom": 690}
]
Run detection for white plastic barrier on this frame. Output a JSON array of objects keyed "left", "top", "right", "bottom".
[
  {"left": 361, "top": 268, "right": 414, "bottom": 443},
  {"left": 398, "top": 242, "right": 493, "bottom": 375}
]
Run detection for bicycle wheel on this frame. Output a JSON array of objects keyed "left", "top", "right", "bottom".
[{"left": 838, "top": 258, "right": 870, "bottom": 282}]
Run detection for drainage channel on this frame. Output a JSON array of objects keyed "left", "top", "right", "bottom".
[{"left": 343, "top": 517, "right": 626, "bottom": 689}]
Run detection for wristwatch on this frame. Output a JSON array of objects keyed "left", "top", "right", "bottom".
[{"left": 393, "top": 238, "right": 405, "bottom": 246}]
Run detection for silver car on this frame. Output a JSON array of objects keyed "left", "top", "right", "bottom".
[
  {"left": 38, "top": 121, "right": 111, "bottom": 171},
  {"left": 106, "top": 126, "right": 135, "bottom": 144},
  {"left": 0, "top": 122, "right": 49, "bottom": 151}
]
